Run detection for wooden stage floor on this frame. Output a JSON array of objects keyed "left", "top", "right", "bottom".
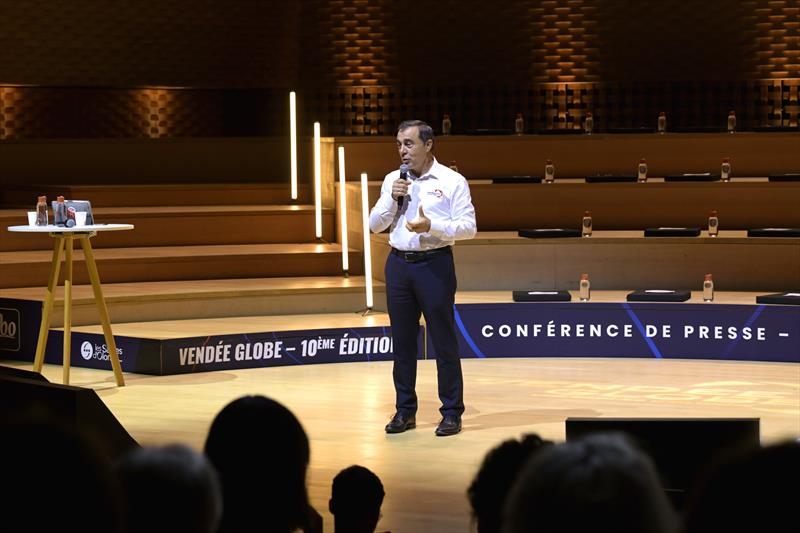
[{"left": 5, "top": 352, "right": 798, "bottom": 532}]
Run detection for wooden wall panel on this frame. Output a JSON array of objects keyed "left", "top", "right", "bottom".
[{"left": 0, "top": 1, "right": 797, "bottom": 138}]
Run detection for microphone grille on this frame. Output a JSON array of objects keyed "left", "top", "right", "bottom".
[{"left": 399, "top": 163, "right": 409, "bottom": 173}]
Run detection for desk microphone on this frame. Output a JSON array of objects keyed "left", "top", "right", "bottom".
[{"left": 398, "top": 163, "right": 409, "bottom": 208}]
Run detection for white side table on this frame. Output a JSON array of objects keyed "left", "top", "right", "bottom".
[{"left": 7, "top": 224, "right": 134, "bottom": 386}]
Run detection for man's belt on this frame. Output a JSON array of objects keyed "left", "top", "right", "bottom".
[{"left": 391, "top": 246, "right": 452, "bottom": 263}]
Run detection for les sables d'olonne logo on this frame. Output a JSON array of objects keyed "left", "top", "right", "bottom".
[{"left": 79, "top": 340, "right": 124, "bottom": 362}]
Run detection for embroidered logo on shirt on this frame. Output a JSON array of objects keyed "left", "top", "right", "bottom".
[{"left": 428, "top": 188, "right": 444, "bottom": 198}]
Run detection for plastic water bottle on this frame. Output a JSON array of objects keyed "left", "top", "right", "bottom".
[
  {"left": 657, "top": 112, "right": 667, "bottom": 134},
  {"left": 35, "top": 195, "right": 48, "bottom": 226},
  {"left": 708, "top": 210, "right": 719, "bottom": 237},
  {"left": 544, "top": 159, "right": 555, "bottom": 183},
  {"left": 727, "top": 111, "right": 736, "bottom": 133},
  {"left": 703, "top": 274, "right": 714, "bottom": 302},
  {"left": 721, "top": 157, "right": 731, "bottom": 182},
  {"left": 584, "top": 112, "right": 594, "bottom": 135},
  {"left": 54, "top": 196, "right": 67, "bottom": 226},
  {"left": 515, "top": 113, "right": 524, "bottom": 135},
  {"left": 579, "top": 274, "right": 591, "bottom": 301},
  {"left": 442, "top": 114, "right": 451, "bottom": 135},
  {"left": 582, "top": 210, "right": 593, "bottom": 237},
  {"left": 637, "top": 158, "right": 648, "bottom": 183}
]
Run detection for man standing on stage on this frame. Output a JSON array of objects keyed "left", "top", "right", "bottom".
[{"left": 369, "top": 119, "right": 477, "bottom": 437}]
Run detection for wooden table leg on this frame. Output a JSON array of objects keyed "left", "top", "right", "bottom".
[
  {"left": 63, "top": 235, "right": 73, "bottom": 385},
  {"left": 33, "top": 237, "right": 64, "bottom": 373},
  {"left": 80, "top": 236, "right": 125, "bottom": 386}
]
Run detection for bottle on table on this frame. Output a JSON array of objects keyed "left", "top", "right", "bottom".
[
  {"left": 35, "top": 195, "right": 48, "bottom": 226},
  {"left": 657, "top": 111, "right": 667, "bottom": 134},
  {"left": 442, "top": 114, "right": 452, "bottom": 135},
  {"left": 515, "top": 113, "right": 524, "bottom": 135},
  {"left": 720, "top": 157, "right": 732, "bottom": 182},
  {"left": 579, "top": 274, "right": 591, "bottom": 301},
  {"left": 637, "top": 158, "right": 648, "bottom": 183},
  {"left": 544, "top": 159, "right": 555, "bottom": 183},
  {"left": 582, "top": 210, "right": 593, "bottom": 237},
  {"left": 584, "top": 112, "right": 594, "bottom": 135},
  {"left": 708, "top": 210, "right": 719, "bottom": 237},
  {"left": 54, "top": 196, "right": 67, "bottom": 226},
  {"left": 703, "top": 274, "right": 714, "bottom": 302},
  {"left": 727, "top": 111, "right": 736, "bottom": 133}
]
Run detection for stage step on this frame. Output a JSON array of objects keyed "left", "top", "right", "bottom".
[
  {"left": 0, "top": 243, "right": 363, "bottom": 289},
  {"left": 1, "top": 205, "right": 335, "bottom": 251},
  {"left": 1, "top": 183, "right": 310, "bottom": 208},
  {"left": 370, "top": 231, "right": 800, "bottom": 292},
  {"left": 0, "top": 276, "right": 384, "bottom": 327},
  {"left": 58, "top": 289, "right": 771, "bottom": 337}
]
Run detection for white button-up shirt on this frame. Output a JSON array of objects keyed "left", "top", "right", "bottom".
[{"left": 369, "top": 157, "right": 477, "bottom": 251}]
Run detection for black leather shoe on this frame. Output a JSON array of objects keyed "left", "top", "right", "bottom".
[
  {"left": 435, "top": 415, "right": 462, "bottom": 436},
  {"left": 385, "top": 412, "right": 416, "bottom": 434}
]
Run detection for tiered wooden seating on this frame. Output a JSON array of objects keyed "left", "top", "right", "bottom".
[{"left": 1, "top": 183, "right": 372, "bottom": 327}]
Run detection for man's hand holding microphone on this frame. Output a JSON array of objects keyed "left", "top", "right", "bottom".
[
  {"left": 392, "top": 164, "right": 410, "bottom": 207},
  {"left": 392, "top": 164, "right": 431, "bottom": 233}
]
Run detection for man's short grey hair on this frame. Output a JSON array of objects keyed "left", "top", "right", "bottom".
[{"left": 398, "top": 120, "right": 435, "bottom": 147}]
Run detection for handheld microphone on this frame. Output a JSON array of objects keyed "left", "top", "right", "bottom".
[{"left": 397, "top": 163, "right": 409, "bottom": 208}]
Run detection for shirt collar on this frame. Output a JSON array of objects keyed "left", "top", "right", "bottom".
[{"left": 410, "top": 157, "right": 441, "bottom": 181}]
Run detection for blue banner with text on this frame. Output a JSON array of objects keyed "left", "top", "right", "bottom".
[{"left": 441, "top": 302, "right": 799, "bottom": 363}]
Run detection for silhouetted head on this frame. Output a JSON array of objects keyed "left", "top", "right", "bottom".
[
  {"left": 117, "top": 444, "right": 222, "bottom": 533},
  {"left": 204, "top": 395, "right": 310, "bottom": 533},
  {"left": 504, "top": 432, "right": 676, "bottom": 533},
  {"left": 0, "top": 417, "right": 122, "bottom": 532},
  {"left": 684, "top": 440, "right": 800, "bottom": 533},
  {"left": 468, "top": 433, "right": 552, "bottom": 533},
  {"left": 329, "top": 465, "right": 385, "bottom": 533}
]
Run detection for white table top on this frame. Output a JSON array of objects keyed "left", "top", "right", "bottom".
[{"left": 7, "top": 224, "right": 134, "bottom": 233}]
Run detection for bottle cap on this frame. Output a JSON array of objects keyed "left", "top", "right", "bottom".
[
  {"left": 640, "top": 157, "right": 647, "bottom": 163},
  {"left": 723, "top": 156, "right": 730, "bottom": 163},
  {"left": 729, "top": 110, "right": 735, "bottom": 116},
  {"left": 516, "top": 112, "right": 522, "bottom": 118},
  {"left": 57, "top": 195, "right": 65, "bottom": 202},
  {"left": 546, "top": 159, "right": 553, "bottom": 164},
  {"left": 581, "top": 274, "right": 589, "bottom": 280},
  {"left": 38, "top": 195, "right": 46, "bottom": 202},
  {"left": 659, "top": 111, "right": 666, "bottom": 117},
  {"left": 704, "top": 274, "right": 713, "bottom": 281},
  {"left": 443, "top": 113, "right": 450, "bottom": 119},
  {"left": 586, "top": 112, "right": 592, "bottom": 117},
  {"left": 710, "top": 209, "right": 718, "bottom": 216},
  {"left": 584, "top": 210, "right": 591, "bottom": 216}
]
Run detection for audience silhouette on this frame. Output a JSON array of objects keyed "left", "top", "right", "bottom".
[
  {"left": 683, "top": 440, "right": 800, "bottom": 533},
  {"left": 117, "top": 443, "right": 222, "bottom": 533},
  {"left": 204, "top": 395, "right": 319, "bottom": 533},
  {"left": 0, "top": 416, "right": 122, "bottom": 532},
  {"left": 329, "top": 464, "right": 386, "bottom": 533},
  {"left": 504, "top": 432, "right": 677, "bottom": 533},
  {"left": 468, "top": 433, "right": 553, "bottom": 533},
  {"left": 7, "top": 388, "right": 797, "bottom": 533}
]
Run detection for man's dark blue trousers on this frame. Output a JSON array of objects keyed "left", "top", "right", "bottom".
[{"left": 385, "top": 246, "right": 464, "bottom": 418}]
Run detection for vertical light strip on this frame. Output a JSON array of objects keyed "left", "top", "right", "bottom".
[
  {"left": 289, "top": 91, "right": 298, "bottom": 200},
  {"left": 338, "top": 146, "right": 349, "bottom": 274},
  {"left": 314, "top": 122, "right": 322, "bottom": 238},
  {"left": 360, "top": 172, "right": 373, "bottom": 310}
]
